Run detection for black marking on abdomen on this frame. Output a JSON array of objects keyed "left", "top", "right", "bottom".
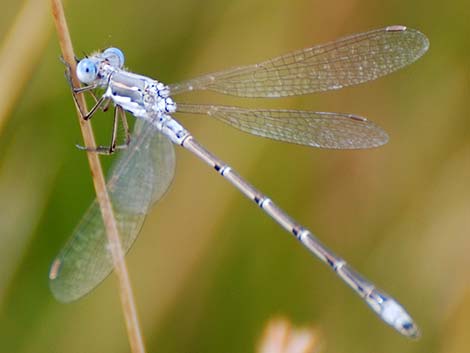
[
  {"left": 254, "top": 195, "right": 270, "bottom": 208},
  {"left": 215, "top": 164, "right": 230, "bottom": 175},
  {"left": 293, "top": 226, "right": 308, "bottom": 240},
  {"left": 292, "top": 225, "right": 302, "bottom": 237}
]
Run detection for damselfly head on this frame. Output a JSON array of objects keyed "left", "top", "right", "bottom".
[
  {"left": 76, "top": 48, "right": 124, "bottom": 84},
  {"left": 76, "top": 58, "right": 99, "bottom": 84},
  {"left": 102, "top": 47, "right": 125, "bottom": 68}
]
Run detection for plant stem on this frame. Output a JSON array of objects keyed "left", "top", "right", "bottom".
[{"left": 50, "top": 1, "right": 146, "bottom": 352}]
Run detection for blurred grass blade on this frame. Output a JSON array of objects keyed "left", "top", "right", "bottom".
[{"left": 0, "top": 0, "right": 52, "bottom": 133}]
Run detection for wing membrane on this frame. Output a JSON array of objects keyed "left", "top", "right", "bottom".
[
  {"left": 49, "top": 119, "right": 175, "bottom": 302},
  {"left": 177, "top": 103, "right": 388, "bottom": 149},
  {"left": 169, "top": 26, "right": 428, "bottom": 97}
]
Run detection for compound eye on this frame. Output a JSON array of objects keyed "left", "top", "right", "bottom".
[
  {"left": 76, "top": 59, "right": 98, "bottom": 83},
  {"left": 103, "top": 47, "right": 125, "bottom": 68}
]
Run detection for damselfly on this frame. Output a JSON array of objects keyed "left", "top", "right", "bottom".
[{"left": 50, "top": 25, "right": 428, "bottom": 337}]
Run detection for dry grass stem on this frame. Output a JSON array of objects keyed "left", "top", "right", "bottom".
[{"left": 49, "top": 1, "right": 146, "bottom": 352}]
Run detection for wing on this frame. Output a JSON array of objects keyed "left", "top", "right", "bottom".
[
  {"left": 49, "top": 119, "right": 175, "bottom": 302},
  {"left": 169, "top": 26, "right": 429, "bottom": 97},
  {"left": 177, "top": 103, "right": 388, "bottom": 149}
]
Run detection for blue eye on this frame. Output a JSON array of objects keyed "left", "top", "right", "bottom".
[
  {"left": 76, "top": 59, "right": 98, "bottom": 83},
  {"left": 103, "top": 47, "right": 125, "bottom": 68}
]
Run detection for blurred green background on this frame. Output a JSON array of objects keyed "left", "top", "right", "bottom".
[{"left": 0, "top": 0, "right": 468, "bottom": 352}]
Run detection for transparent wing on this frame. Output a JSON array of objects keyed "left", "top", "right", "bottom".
[
  {"left": 169, "top": 26, "right": 429, "bottom": 97},
  {"left": 49, "top": 119, "right": 175, "bottom": 302},
  {"left": 177, "top": 103, "right": 388, "bottom": 149}
]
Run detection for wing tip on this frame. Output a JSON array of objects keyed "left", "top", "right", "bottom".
[
  {"left": 386, "top": 25, "right": 407, "bottom": 32},
  {"left": 386, "top": 25, "right": 430, "bottom": 57}
]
